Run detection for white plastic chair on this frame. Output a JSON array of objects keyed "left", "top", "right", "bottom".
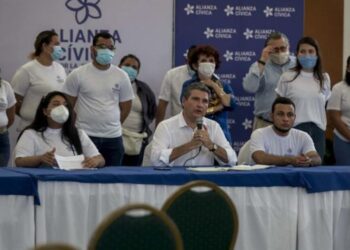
[{"left": 237, "top": 140, "right": 251, "bottom": 165}]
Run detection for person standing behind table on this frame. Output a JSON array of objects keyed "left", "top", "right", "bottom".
[
  {"left": 151, "top": 82, "right": 237, "bottom": 167},
  {"left": 250, "top": 97, "right": 321, "bottom": 166},
  {"left": 11, "top": 30, "right": 66, "bottom": 131},
  {"left": 327, "top": 56, "right": 350, "bottom": 165},
  {"left": 155, "top": 45, "right": 197, "bottom": 127},
  {"left": 242, "top": 32, "right": 296, "bottom": 130},
  {"left": 119, "top": 54, "right": 156, "bottom": 166},
  {"left": 276, "top": 36, "right": 331, "bottom": 161},
  {"left": 62, "top": 32, "right": 134, "bottom": 166},
  {"left": 180, "top": 45, "right": 236, "bottom": 144},
  {"left": 14, "top": 91, "right": 105, "bottom": 168},
  {"left": 0, "top": 73, "right": 16, "bottom": 166}
]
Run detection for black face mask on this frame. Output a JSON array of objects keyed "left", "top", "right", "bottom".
[
  {"left": 273, "top": 124, "right": 291, "bottom": 134},
  {"left": 345, "top": 71, "right": 350, "bottom": 86}
]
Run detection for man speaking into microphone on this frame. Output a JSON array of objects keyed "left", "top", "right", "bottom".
[{"left": 151, "top": 82, "right": 237, "bottom": 167}]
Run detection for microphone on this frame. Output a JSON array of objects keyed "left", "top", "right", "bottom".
[
  {"left": 196, "top": 117, "right": 203, "bottom": 130},
  {"left": 196, "top": 117, "right": 203, "bottom": 153}
]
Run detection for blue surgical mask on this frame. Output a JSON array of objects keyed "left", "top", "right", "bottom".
[
  {"left": 121, "top": 66, "right": 138, "bottom": 82},
  {"left": 51, "top": 46, "right": 63, "bottom": 61},
  {"left": 96, "top": 49, "right": 115, "bottom": 65},
  {"left": 298, "top": 55, "right": 318, "bottom": 70}
]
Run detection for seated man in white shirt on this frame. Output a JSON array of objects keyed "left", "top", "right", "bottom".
[
  {"left": 250, "top": 97, "right": 321, "bottom": 166},
  {"left": 151, "top": 82, "right": 237, "bottom": 167}
]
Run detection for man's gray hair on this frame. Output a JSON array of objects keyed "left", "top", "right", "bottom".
[
  {"left": 182, "top": 82, "right": 211, "bottom": 100},
  {"left": 264, "top": 31, "right": 289, "bottom": 47}
]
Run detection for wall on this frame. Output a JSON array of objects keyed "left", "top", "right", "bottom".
[
  {"left": 344, "top": 0, "right": 350, "bottom": 70},
  {"left": 304, "top": 0, "right": 344, "bottom": 83}
]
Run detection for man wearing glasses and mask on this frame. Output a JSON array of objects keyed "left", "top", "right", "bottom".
[
  {"left": 63, "top": 32, "right": 134, "bottom": 166},
  {"left": 243, "top": 32, "right": 296, "bottom": 130}
]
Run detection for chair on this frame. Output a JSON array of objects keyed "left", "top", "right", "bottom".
[
  {"left": 162, "top": 180, "right": 239, "bottom": 250},
  {"left": 237, "top": 140, "right": 251, "bottom": 165},
  {"left": 33, "top": 243, "right": 78, "bottom": 250},
  {"left": 88, "top": 203, "right": 183, "bottom": 250}
]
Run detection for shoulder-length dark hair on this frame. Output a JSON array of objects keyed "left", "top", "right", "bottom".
[
  {"left": 345, "top": 56, "right": 350, "bottom": 86},
  {"left": 290, "top": 36, "right": 325, "bottom": 89},
  {"left": 18, "top": 91, "right": 83, "bottom": 154}
]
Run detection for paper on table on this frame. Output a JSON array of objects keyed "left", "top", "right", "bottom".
[
  {"left": 232, "top": 164, "right": 271, "bottom": 170},
  {"left": 187, "top": 167, "right": 233, "bottom": 172},
  {"left": 55, "top": 154, "right": 84, "bottom": 170},
  {"left": 187, "top": 164, "right": 271, "bottom": 172}
]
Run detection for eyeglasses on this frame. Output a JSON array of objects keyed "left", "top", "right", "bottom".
[
  {"left": 95, "top": 44, "right": 116, "bottom": 51},
  {"left": 272, "top": 46, "right": 288, "bottom": 53}
]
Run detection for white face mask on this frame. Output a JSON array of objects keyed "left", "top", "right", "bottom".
[
  {"left": 50, "top": 105, "right": 69, "bottom": 124},
  {"left": 270, "top": 52, "right": 290, "bottom": 65},
  {"left": 198, "top": 62, "right": 215, "bottom": 78}
]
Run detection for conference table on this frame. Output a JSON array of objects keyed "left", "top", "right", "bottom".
[
  {"left": 0, "top": 168, "right": 37, "bottom": 250},
  {"left": 2, "top": 166, "right": 350, "bottom": 250}
]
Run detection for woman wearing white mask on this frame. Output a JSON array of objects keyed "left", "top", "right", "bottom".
[
  {"left": 276, "top": 37, "right": 331, "bottom": 161},
  {"left": 14, "top": 91, "right": 105, "bottom": 168},
  {"left": 11, "top": 30, "right": 66, "bottom": 131},
  {"left": 118, "top": 54, "right": 156, "bottom": 166},
  {"left": 180, "top": 45, "right": 236, "bottom": 144}
]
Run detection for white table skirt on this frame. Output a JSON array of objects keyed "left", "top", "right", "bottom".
[
  {"left": 36, "top": 182, "right": 300, "bottom": 250},
  {"left": 0, "top": 196, "right": 35, "bottom": 250},
  {"left": 297, "top": 189, "right": 350, "bottom": 250}
]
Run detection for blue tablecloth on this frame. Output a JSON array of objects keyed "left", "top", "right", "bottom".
[
  {"left": 0, "top": 168, "right": 37, "bottom": 197},
  {"left": 5, "top": 166, "right": 350, "bottom": 195}
]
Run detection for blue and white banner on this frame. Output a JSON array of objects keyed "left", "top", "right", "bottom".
[
  {"left": 0, "top": 0, "right": 173, "bottom": 154},
  {"left": 0, "top": 0, "right": 173, "bottom": 97},
  {"left": 175, "top": 0, "right": 304, "bottom": 152}
]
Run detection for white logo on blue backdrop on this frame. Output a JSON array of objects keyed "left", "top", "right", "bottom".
[{"left": 175, "top": 0, "right": 303, "bottom": 152}]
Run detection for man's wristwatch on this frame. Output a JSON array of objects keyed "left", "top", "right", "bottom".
[{"left": 209, "top": 143, "right": 218, "bottom": 152}]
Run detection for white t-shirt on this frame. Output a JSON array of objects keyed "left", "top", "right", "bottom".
[
  {"left": 0, "top": 80, "right": 16, "bottom": 127},
  {"left": 14, "top": 128, "right": 100, "bottom": 164},
  {"left": 122, "top": 83, "right": 143, "bottom": 132},
  {"left": 275, "top": 70, "right": 331, "bottom": 130},
  {"left": 11, "top": 59, "right": 66, "bottom": 129},
  {"left": 326, "top": 81, "right": 350, "bottom": 142},
  {"left": 151, "top": 112, "right": 237, "bottom": 166},
  {"left": 158, "top": 65, "right": 192, "bottom": 116},
  {"left": 62, "top": 63, "right": 134, "bottom": 138},
  {"left": 250, "top": 126, "right": 316, "bottom": 164}
]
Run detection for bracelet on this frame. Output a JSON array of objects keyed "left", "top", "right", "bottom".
[{"left": 258, "top": 60, "right": 266, "bottom": 65}]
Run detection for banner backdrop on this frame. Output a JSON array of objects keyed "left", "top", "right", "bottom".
[
  {"left": 175, "top": 0, "right": 304, "bottom": 152},
  {"left": 0, "top": 0, "right": 173, "bottom": 93},
  {"left": 0, "top": 0, "right": 173, "bottom": 157}
]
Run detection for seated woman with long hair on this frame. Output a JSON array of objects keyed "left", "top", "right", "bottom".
[{"left": 14, "top": 91, "right": 105, "bottom": 168}]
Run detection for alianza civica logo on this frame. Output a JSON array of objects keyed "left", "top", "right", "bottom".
[{"left": 65, "top": 0, "right": 102, "bottom": 24}]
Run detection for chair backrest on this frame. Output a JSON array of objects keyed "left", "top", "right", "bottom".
[
  {"left": 88, "top": 203, "right": 183, "bottom": 250},
  {"left": 141, "top": 140, "right": 153, "bottom": 166},
  {"left": 237, "top": 140, "right": 251, "bottom": 165},
  {"left": 33, "top": 243, "right": 78, "bottom": 250},
  {"left": 162, "top": 180, "right": 239, "bottom": 250}
]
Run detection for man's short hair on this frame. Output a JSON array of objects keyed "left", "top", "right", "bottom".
[
  {"left": 92, "top": 32, "right": 114, "bottom": 46},
  {"left": 271, "top": 97, "right": 295, "bottom": 113},
  {"left": 182, "top": 82, "right": 211, "bottom": 100},
  {"left": 264, "top": 31, "right": 289, "bottom": 47}
]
